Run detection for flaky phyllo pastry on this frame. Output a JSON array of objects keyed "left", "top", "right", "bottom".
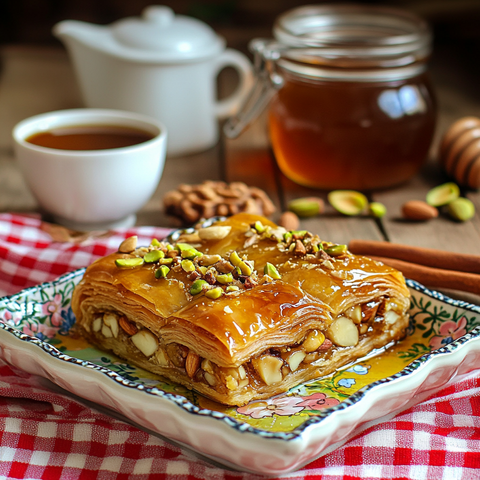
[{"left": 71, "top": 213, "right": 411, "bottom": 406}]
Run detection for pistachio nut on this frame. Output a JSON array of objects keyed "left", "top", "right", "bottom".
[
  {"left": 226, "top": 285, "right": 240, "bottom": 292},
  {"left": 239, "top": 260, "right": 254, "bottom": 276},
  {"left": 150, "top": 238, "right": 161, "bottom": 247},
  {"left": 176, "top": 243, "right": 193, "bottom": 252},
  {"left": 115, "top": 257, "right": 144, "bottom": 268},
  {"left": 181, "top": 248, "right": 202, "bottom": 259},
  {"left": 181, "top": 259, "right": 196, "bottom": 272},
  {"left": 155, "top": 265, "right": 170, "bottom": 278},
  {"left": 190, "top": 279, "right": 208, "bottom": 295},
  {"left": 369, "top": 202, "right": 387, "bottom": 218},
  {"left": 144, "top": 249, "right": 164, "bottom": 263},
  {"left": 205, "top": 287, "right": 224, "bottom": 299},
  {"left": 254, "top": 221, "right": 267, "bottom": 233},
  {"left": 216, "top": 273, "right": 234, "bottom": 284},
  {"left": 229, "top": 251, "right": 242, "bottom": 267},
  {"left": 264, "top": 262, "right": 281, "bottom": 280},
  {"left": 426, "top": 182, "right": 460, "bottom": 207},
  {"left": 283, "top": 232, "right": 293, "bottom": 244},
  {"left": 291, "top": 230, "right": 307, "bottom": 237},
  {"left": 288, "top": 197, "right": 324, "bottom": 218},
  {"left": 158, "top": 258, "right": 174, "bottom": 265},
  {"left": 328, "top": 190, "right": 368, "bottom": 216},
  {"left": 447, "top": 197, "right": 475, "bottom": 222},
  {"left": 325, "top": 244, "right": 348, "bottom": 256}
]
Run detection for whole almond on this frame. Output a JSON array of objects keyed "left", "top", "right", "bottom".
[
  {"left": 402, "top": 200, "right": 438, "bottom": 221},
  {"left": 185, "top": 351, "right": 200, "bottom": 378},
  {"left": 279, "top": 211, "right": 300, "bottom": 231},
  {"left": 118, "top": 236, "right": 137, "bottom": 253},
  {"left": 119, "top": 316, "right": 138, "bottom": 336}
]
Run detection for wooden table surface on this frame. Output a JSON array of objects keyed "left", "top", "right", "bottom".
[{"left": 1, "top": 44, "right": 479, "bottom": 300}]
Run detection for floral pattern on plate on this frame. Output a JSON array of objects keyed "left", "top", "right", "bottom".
[{"left": 1, "top": 269, "right": 480, "bottom": 435}]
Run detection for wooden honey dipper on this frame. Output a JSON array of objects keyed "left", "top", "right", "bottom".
[{"left": 439, "top": 116, "right": 480, "bottom": 189}]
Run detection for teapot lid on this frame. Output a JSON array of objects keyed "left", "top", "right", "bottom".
[{"left": 111, "top": 5, "right": 224, "bottom": 61}]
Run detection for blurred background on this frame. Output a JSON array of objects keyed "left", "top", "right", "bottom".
[{"left": 0, "top": 0, "right": 479, "bottom": 106}]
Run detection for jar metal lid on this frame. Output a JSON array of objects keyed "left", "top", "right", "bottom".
[{"left": 274, "top": 4, "right": 432, "bottom": 61}]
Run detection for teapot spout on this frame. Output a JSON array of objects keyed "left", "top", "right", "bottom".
[{"left": 53, "top": 20, "right": 111, "bottom": 52}]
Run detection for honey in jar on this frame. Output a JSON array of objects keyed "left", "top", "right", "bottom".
[{"left": 225, "top": 5, "right": 437, "bottom": 191}]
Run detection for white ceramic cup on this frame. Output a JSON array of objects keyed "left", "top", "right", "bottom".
[{"left": 12, "top": 108, "right": 167, "bottom": 231}]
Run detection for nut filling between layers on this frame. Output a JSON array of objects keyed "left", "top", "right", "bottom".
[{"left": 87, "top": 297, "right": 403, "bottom": 394}]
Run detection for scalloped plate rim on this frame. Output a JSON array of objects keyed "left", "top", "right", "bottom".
[{"left": 1, "top": 269, "right": 480, "bottom": 473}]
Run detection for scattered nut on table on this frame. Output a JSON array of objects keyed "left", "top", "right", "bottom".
[
  {"left": 402, "top": 200, "right": 438, "bottom": 221},
  {"left": 278, "top": 211, "right": 300, "bottom": 231},
  {"left": 163, "top": 181, "right": 276, "bottom": 225}
]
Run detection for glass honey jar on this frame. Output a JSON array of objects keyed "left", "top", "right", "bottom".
[{"left": 224, "top": 4, "right": 437, "bottom": 191}]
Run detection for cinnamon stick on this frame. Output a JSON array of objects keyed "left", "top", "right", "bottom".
[
  {"left": 366, "top": 255, "right": 480, "bottom": 295},
  {"left": 349, "top": 239, "right": 480, "bottom": 275}
]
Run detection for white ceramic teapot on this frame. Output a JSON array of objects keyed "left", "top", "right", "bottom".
[{"left": 53, "top": 6, "right": 253, "bottom": 156}]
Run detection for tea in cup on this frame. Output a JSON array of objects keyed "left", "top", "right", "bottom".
[{"left": 13, "top": 108, "right": 167, "bottom": 230}]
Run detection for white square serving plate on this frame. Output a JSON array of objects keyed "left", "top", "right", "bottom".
[{"left": 1, "top": 269, "right": 479, "bottom": 475}]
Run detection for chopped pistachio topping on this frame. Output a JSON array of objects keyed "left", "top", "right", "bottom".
[
  {"left": 239, "top": 260, "right": 254, "bottom": 276},
  {"left": 158, "top": 258, "right": 174, "bottom": 265},
  {"left": 166, "top": 244, "right": 174, "bottom": 251},
  {"left": 230, "top": 251, "right": 242, "bottom": 267},
  {"left": 325, "top": 244, "right": 348, "bottom": 256},
  {"left": 181, "top": 248, "right": 202, "bottom": 259},
  {"left": 176, "top": 243, "right": 193, "bottom": 252},
  {"left": 181, "top": 259, "right": 196, "bottom": 272},
  {"left": 226, "top": 285, "right": 240, "bottom": 292},
  {"left": 155, "top": 265, "right": 170, "bottom": 278},
  {"left": 198, "top": 266, "right": 208, "bottom": 275},
  {"left": 190, "top": 279, "right": 208, "bottom": 295},
  {"left": 144, "top": 249, "right": 164, "bottom": 263},
  {"left": 254, "top": 221, "right": 267, "bottom": 233},
  {"left": 205, "top": 287, "right": 224, "bottom": 299},
  {"left": 150, "top": 238, "right": 161, "bottom": 247},
  {"left": 264, "top": 262, "right": 281, "bottom": 280},
  {"left": 216, "top": 273, "right": 234, "bottom": 284},
  {"left": 283, "top": 232, "right": 293, "bottom": 244},
  {"left": 115, "top": 257, "right": 144, "bottom": 268}
]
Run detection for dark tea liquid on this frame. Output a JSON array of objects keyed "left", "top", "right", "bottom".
[
  {"left": 268, "top": 72, "right": 437, "bottom": 190},
  {"left": 26, "top": 125, "right": 154, "bottom": 150}
]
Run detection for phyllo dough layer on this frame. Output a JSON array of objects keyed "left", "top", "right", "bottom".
[{"left": 71, "top": 213, "right": 411, "bottom": 406}]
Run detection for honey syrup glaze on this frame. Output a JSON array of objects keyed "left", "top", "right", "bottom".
[
  {"left": 82, "top": 214, "right": 410, "bottom": 363},
  {"left": 269, "top": 72, "right": 436, "bottom": 190}
]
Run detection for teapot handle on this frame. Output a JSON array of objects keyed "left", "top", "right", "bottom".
[{"left": 213, "top": 49, "right": 254, "bottom": 119}]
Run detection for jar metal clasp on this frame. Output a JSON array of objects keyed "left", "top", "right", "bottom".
[{"left": 223, "top": 39, "right": 284, "bottom": 139}]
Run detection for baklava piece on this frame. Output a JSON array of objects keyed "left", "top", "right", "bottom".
[{"left": 71, "top": 213, "right": 410, "bottom": 406}]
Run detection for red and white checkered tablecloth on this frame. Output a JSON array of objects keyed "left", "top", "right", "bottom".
[{"left": 0, "top": 212, "right": 479, "bottom": 480}]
